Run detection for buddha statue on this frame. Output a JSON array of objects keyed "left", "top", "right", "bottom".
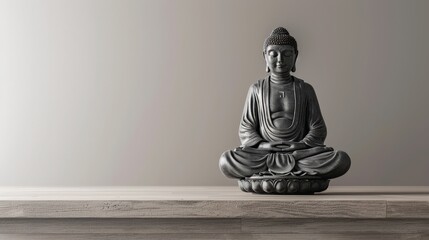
[{"left": 219, "top": 27, "right": 351, "bottom": 194}]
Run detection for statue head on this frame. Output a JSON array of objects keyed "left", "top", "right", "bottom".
[{"left": 263, "top": 27, "right": 298, "bottom": 73}]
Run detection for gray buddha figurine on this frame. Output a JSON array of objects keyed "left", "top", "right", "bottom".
[{"left": 219, "top": 27, "right": 351, "bottom": 194}]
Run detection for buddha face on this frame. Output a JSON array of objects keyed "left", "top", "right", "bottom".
[{"left": 264, "top": 45, "right": 296, "bottom": 74}]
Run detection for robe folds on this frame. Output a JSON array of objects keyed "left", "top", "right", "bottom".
[{"left": 219, "top": 76, "right": 351, "bottom": 179}]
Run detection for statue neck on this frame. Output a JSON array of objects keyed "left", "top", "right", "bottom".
[{"left": 270, "top": 73, "right": 293, "bottom": 84}]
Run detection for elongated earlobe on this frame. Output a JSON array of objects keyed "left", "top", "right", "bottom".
[
  {"left": 266, "top": 65, "right": 270, "bottom": 73},
  {"left": 292, "top": 51, "right": 298, "bottom": 72}
]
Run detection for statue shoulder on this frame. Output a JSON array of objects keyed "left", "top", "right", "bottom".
[
  {"left": 295, "top": 77, "right": 316, "bottom": 94},
  {"left": 247, "top": 79, "right": 265, "bottom": 94}
]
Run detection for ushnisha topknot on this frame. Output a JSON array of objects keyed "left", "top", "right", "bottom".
[{"left": 263, "top": 27, "right": 298, "bottom": 54}]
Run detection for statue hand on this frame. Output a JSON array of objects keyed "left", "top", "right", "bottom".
[
  {"left": 281, "top": 142, "right": 309, "bottom": 152},
  {"left": 257, "top": 141, "right": 289, "bottom": 152}
]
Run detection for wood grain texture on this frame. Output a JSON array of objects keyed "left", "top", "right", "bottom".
[
  {"left": 0, "top": 200, "right": 387, "bottom": 218},
  {"left": 0, "top": 233, "right": 423, "bottom": 240},
  {"left": 242, "top": 218, "right": 429, "bottom": 234},
  {"left": 0, "top": 187, "right": 428, "bottom": 238},
  {"left": 0, "top": 186, "right": 427, "bottom": 219},
  {"left": 0, "top": 218, "right": 241, "bottom": 234},
  {"left": 1, "top": 218, "right": 428, "bottom": 235},
  {"left": 387, "top": 201, "right": 429, "bottom": 218}
]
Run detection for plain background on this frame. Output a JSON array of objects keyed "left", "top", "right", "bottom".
[{"left": 1, "top": 0, "right": 429, "bottom": 186}]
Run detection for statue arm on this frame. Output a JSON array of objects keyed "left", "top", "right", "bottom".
[
  {"left": 300, "top": 83, "right": 327, "bottom": 147},
  {"left": 239, "top": 84, "right": 265, "bottom": 147}
]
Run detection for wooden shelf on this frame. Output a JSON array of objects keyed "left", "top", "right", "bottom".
[
  {"left": 0, "top": 186, "right": 428, "bottom": 219},
  {"left": 0, "top": 186, "right": 428, "bottom": 239}
]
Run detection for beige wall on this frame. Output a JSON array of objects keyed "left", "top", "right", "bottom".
[{"left": 1, "top": 0, "right": 428, "bottom": 186}]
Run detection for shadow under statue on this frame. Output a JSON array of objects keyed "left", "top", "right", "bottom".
[{"left": 219, "top": 27, "right": 351, "bottom": 194}]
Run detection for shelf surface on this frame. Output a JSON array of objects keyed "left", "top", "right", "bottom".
[{"left": 0, "top": 186, "right": 427, "bottom": 219}]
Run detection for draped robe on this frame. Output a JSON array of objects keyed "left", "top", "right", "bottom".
[{"left": 219, "top": 76, "right": 351, "bottom": 179}]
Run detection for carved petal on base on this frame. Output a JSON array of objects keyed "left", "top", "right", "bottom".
[{"left": 238, "top": 176, "right": 330, "bottom": 194}]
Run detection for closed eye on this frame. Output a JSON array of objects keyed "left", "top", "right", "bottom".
[{"left": 268, "top": 51, "right": 278, "bottom": 57}]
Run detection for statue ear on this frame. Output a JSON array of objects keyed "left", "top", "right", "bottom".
[
  {"left": 291, "top": 51, "right": 298, "bottom": 72},
  {"left": 263, "top": 51, "right": 270, "bottom": 73}
]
